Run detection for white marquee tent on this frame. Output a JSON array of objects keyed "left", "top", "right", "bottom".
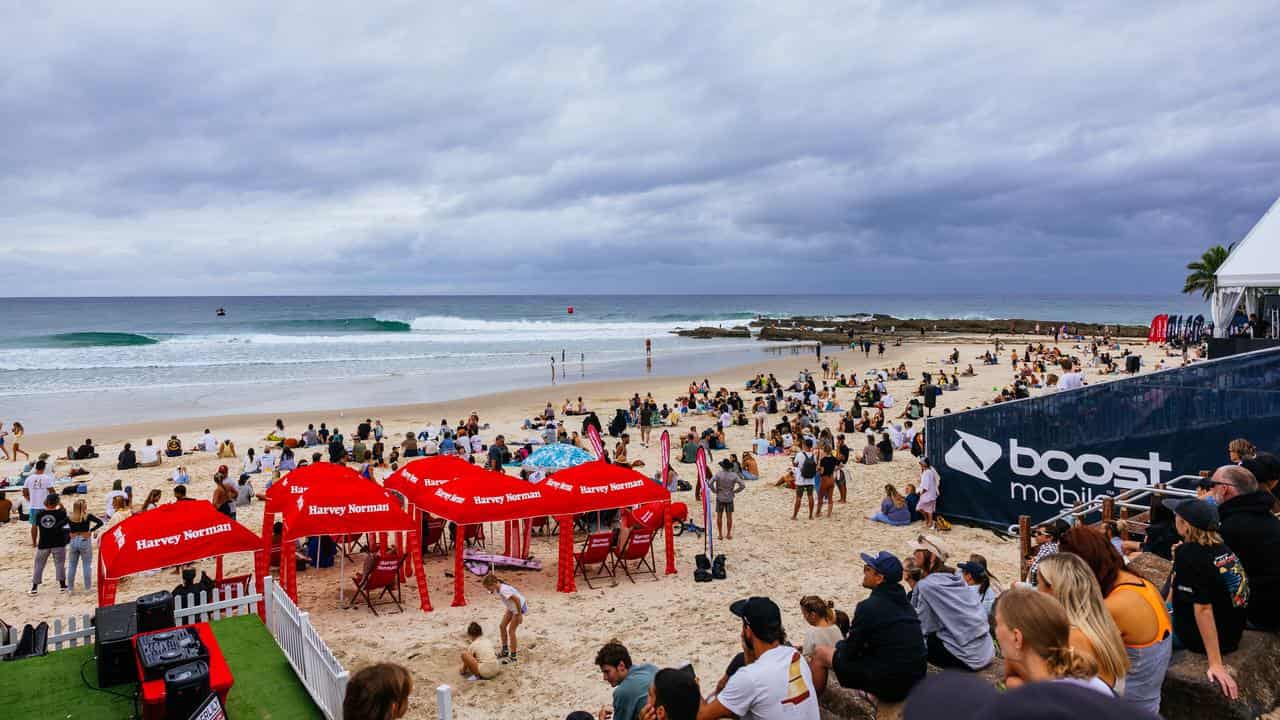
[{"left": 1213, "top": 196, "right": 1280, "bottom": 337}]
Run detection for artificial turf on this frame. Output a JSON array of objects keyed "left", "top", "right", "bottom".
[{"left": 0, "top": 613, "right": 324, "bottom": 719}]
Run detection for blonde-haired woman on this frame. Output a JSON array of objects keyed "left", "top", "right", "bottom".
[
  {"left": 799, "top": 596, "right": 844, "bottom": 659},
  {"left": 65, "top": 498, "right": 103, "bottom": 593},
  {"left": 1227, "top": 438, "right": 1255, "bottom": 464},
  {"left": 1036, "top": 553, "right": 1129, "bottom": 691},
  {"left": 995, "top": 587, "right": 1112, "bottom": 696}
]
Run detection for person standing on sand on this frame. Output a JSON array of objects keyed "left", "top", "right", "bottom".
[
  {"left": 10, "top": 421, "right": 29, "bottom": 461},
  {"left": 792, "top": 439, "right": 817, "bottom": 521},
  {"left": 710, "top": 459, "right": 746, "bottom": 540},
  {"left": 482, "top": 573, "right": 526, "bottom": 664},
  {"left": 0, "top": 421, "right": 9, "bottom": 461},
  {"left": 916, "top": 459, "right": 940, "bottom": 530}
]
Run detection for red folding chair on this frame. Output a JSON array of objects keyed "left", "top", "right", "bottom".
[
  {"left": 214, "top": 574, "right": 252, "bottom": 596},
  {"left": 612, "top": 528, "right": 657, "bottom": 582},
  {"left": 463, "top": 524, "right": 485, "bottom": 549},
  {"left": 424, "top": 518, "right": 449, "bottom": 556},
  {"left": 347, "top": 553, "right": 406, "bottom": 615},
  {"left": 574, "top": 531, "right": 616, "bottom": 588}
]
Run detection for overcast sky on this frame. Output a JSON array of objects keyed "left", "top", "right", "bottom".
[{"left": 2, "top": 2, "right": 1278, "bottom": 296}]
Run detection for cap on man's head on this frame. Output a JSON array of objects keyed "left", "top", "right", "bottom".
[
  {"left": 859, "top": 551, "right": 903, "bottom": 582},
  {"left": 730, "top": 597, "right": 782, "bottom": 635},
  {"left": 957, "top": 561, "right": 988, "bottom": 580},
  {"left": 905, "top": 534, "right": 950, "bottom": 562},
  {"left": 1162, "top": 497, "right": 1219, "bottom": 531}
]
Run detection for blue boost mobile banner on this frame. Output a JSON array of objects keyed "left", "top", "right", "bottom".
[{"left": 925, "top": 347, "right": 1280, "bottom": 529}]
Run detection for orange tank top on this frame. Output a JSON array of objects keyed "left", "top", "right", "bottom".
[{"left": 1107, "top": 579, "right": 1171, "bottom": 649}]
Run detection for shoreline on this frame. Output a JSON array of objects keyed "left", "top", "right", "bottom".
[{"left": 20, "top": 331, "right": 1141, "bottom": 453}]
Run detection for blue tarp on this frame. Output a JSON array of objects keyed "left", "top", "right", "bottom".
[
  {"left": 521, "top": 443, "right": 596, "bottom": 470},
  {"left": 925, "top": 346, "right": 1280, "bottom": 529}
]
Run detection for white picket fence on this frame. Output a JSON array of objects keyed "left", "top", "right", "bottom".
[
  {"left": 0, "top": 577, "right": 458, "bottom": 720},
  {"left": 262, "top": 575, "right": 349, "bottom": 720},
  {"left": 0, "top": 582, "right": 261, "bottom": 659}
]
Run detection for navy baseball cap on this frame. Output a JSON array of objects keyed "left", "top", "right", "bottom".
[
  {"left": 957, "top": 561, "right": 988, "bottom": 580},
  {"left": 1162, "top": 497, "right": 1219, "bottom": 531},
  {"left": 859, "top": 551, "right": 903, "bottom": 583}
]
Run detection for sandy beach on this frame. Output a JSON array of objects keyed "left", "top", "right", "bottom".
[{"left": 0, "top": 334, "right": 1174, "bottom": 719}]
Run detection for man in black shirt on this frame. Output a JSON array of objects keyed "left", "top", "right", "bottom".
[
  {"left": 810, "top": 550, "right": 926, "bottom": 702},
  {"left": 1214, "top": 461, "right": 1280, "bottom": 631},
  {"left": 356, "top": 418, "right": 372, "bottom": 441},
  {"left": 31, "top": 493, "right": 69, "bottom": 595}
]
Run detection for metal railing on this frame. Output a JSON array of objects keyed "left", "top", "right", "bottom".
[{"left": 1014, "top": 474, "right": 1202, "bottom": 580}]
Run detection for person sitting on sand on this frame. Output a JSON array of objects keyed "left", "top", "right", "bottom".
[
  {"left": 595, "top": 641, "right": 657, "bottom": 720},
  {"left": 799, "top": 596, "right": 845, "bottom": 660},
  {"left": 740, "top": 451, "right": 759, "bottom": 481},
  {"left": 217, "top": 438, "right": 237, "bottom": 458},
  {"left": 810, "top": 551, "right": 926, "bottom": 702},
  {"left": 138, "top": 438, "right": 162, "bottom": 467},
  {"left": 164, "top": 435, "right": 183, "bottom": 457},
  {"left": 907, "top": 535, "right": 995, "bottom": 671},
  {"left": 117, "top": 443, "right": 138, "bottom": 470},
  {"left": 853, "top": 434, "right": 878, "bottom": 466},
  {"left": 459, "top": 622, "right": 501, "bottom": 680},
  {"left": 869, "top": 484, "right": 912, "bottom": 526}
]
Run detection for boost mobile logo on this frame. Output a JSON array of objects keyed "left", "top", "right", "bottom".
[
  {"left": 946, "top": 431, "right": 1172, "bottom": 489},
  {"left": 945, "top": 430, "right": 1002, "bottom": 482}
]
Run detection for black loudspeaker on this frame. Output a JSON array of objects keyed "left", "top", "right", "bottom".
[
  {"left": 1125, "top": 355, "right": 1141, "bottom": 374},
  {"left": 94, "top": 601, "right": 137, "bottom": 687},
  {"left": 136, "top": 590, "right": 176, "bottom": 633},
  {"left": 164, "top": 660, "right": 212, "bottom": 720}
]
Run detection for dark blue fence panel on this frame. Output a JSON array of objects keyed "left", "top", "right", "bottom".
[{"left": 925, "top": 347, "right": 1280, "bottom": 529}]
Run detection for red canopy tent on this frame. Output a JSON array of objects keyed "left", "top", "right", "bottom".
[
  {"left": 386, "top": 456, "right": 576, "bottom": 607},
  {"left": 543, "top": 461, "right": 675, "bottom": 592},
  {"left": 276, "top": 474, "right": 427, "bottom": 610},
  {"left": 255, "top": 462, "right": 363, "bottom": 606},
  {"left": 97, "top": 500, "right": 263, "bottom": 606}
]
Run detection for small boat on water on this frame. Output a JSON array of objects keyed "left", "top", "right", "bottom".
[{"left": 216, "top": 307, "right": 226, "bottom": 317}]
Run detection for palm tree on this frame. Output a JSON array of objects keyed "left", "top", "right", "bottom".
[{"left": 1183, "top": 243, "right": 1235, "bottom": 299}]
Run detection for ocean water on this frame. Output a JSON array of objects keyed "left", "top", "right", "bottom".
[{"left": 0, "top": 294, "right": 1203, "bottom": 431}]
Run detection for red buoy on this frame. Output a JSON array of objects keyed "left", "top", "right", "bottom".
[{"left": 567, "top": 306, "right": 574, "bottom": 314}]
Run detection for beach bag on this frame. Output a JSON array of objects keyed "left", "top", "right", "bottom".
[
  {"left": 799, "top": 453, "right": 817, "bottom": 480},
  {"left": 694, "top": 553, "right": 713, "bottom": 582},
  {"left": 935, "top": 516, "right": 952, "bottom": 532},
  {"left": 712, "top": 554, "right": 727, "bottom": 580}
]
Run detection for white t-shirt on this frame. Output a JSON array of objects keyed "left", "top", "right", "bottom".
[
  {"left": 721, "top": 412, "right": 733, "bottom": 429},
  {"left": 1057, "top": 372, "right": 1084, "bottom": 392},
  {"left": 470, "top": 436, "right": 485, "bottom": 453},
  {"left": 717, "top": 645, "right": 820, "bottom": 720},
  {"left": 201, "top": 433, "right": 218, "bottom": 452},
  {"left": 498, "top": 583, "right": 527, "bottom": 614},
  {"left": 259, "top": 451, "right": 278, "bottom": 471},
  {"left": 140, "top": 445, "right": 160, "bottom": 463},
  {"left": 753, "top": 438, "right": 770, "bottom": 455},
  {"left": 24, "top": 473, "right": 58, "bottom": 507},
  {"left": 919, "top": 468, "right": 940, "bottom": 504}
]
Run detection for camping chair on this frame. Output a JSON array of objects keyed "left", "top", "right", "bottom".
[
  {"left": 338, "top": 533, "right": 370, "bottom": 562},
  {"left": 574, "top": 531, "right": 616, "bottom": 588},
  {"left": 462, "top": 524, "right": 485, "bottom": 549},
  {"left": 611, "top": 528, "right": 657, "bottom": 583},
  {"left": 531, "top": 515, "right": 558, "bottom": 536},
  {"left": 347, "top": 553, "right": 406, "bottom": 615},
  {"left": 424, "top": 517, "right": 449, "bottom": 556}
]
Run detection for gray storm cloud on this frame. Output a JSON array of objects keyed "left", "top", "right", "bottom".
[{"left": 1, "top": 1, "right": 1277, "bottom": 295}]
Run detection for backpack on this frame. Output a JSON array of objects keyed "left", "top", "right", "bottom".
[
  {"left": 935, "top": 516, "right": 953, "bottom": 532},
  {"left": 799, "top": 453, "right": 817, "bottom": 480}
]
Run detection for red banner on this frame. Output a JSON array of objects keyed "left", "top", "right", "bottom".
[
  {"left": 586, "top": 424, "right": 605, "bottom": 461},
  {"left": 696, "top": 447, "right": 713, "bottom": 558},
  {"left": 660, "top": 430, "right": 670, "bottom": 488}
]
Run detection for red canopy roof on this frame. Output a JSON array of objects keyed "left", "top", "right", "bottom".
[
  {"left": 384, "top": 455, "right": 494, "bottom": 499},
  {"left": 280, "top": 476, "right": 415, "bottom": 541},
  {"left": 100, "top": 501, "right": 263, "bottom": 580},
  {"left": 263, "top": 462, "right": 363, "bottom": 511},
  {"left": 544, "top": 461, "right": 671, "bottom": 513},
  {"left": 416, "top": 470, "right": 576, "bottom": 525}
]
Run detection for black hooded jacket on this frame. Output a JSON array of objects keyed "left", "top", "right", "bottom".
[
  {"left": 834, "top": 581, "right": 927, "bottom": 681},
  {"left": 1219, "top": 490, "right": 1280, "bottom": 631}
]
